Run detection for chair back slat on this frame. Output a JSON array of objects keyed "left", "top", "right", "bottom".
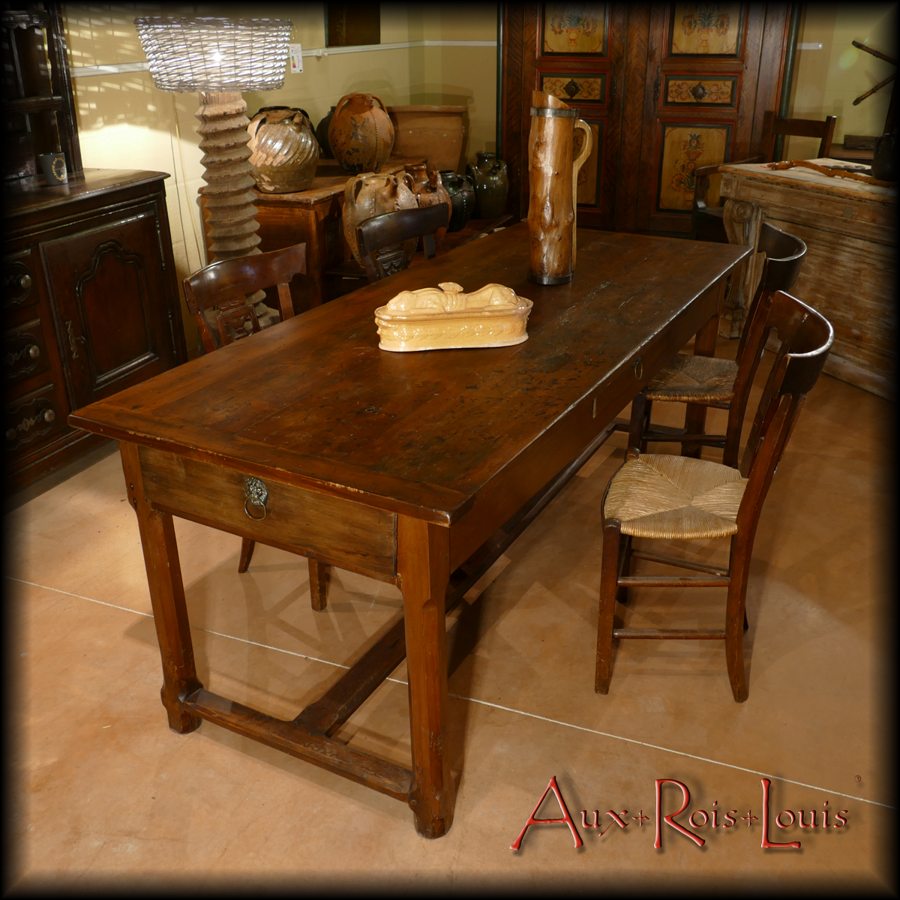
[
  {"left": 711, "top": 223, "right": 806, "bottom": 466},
  {"left": 183, "top": 242, "right": 308, "bottom": 353},
  {"left": 356, "top": 204, "right": 450, "bottom": 282},
  {"left": 738, "top": 292, "right": 834, "bottom": 514},
  {"left": 762, "top": 112, "right": 837, "bottom": 161}
]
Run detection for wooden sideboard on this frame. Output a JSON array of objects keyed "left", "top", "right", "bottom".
[
  {"left": 718, "top": 159, "right": 896, "bottom": 398},
  {"left": 4, "top": 169, "right": 187, "bottom": 494}
]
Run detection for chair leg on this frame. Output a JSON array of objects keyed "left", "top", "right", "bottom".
[
  {"left": 725, "top": 551, "right": 751, "bottom": 702},
  {"left": 239, "top": 542, "right": 331, "bottom": 613},
  {"left": 617, "top": 533, "right": 633, "bottom": 605},
  {"left": 308, "top": 560, "right": 330, "bottom": 611},
  {"left": 595, "top": 521, "right": 623, "bottom": 694},
  {"left": 627, "top": 392, "right": 651, "bottom": 453},
  {"left": 238, "top": 538, "right": 255, "bottom": 573}
]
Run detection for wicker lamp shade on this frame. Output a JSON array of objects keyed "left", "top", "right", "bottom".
[
  {"left": 134, "top": 16, "right": 292, "bottom": 272},
  {"left": 134, "top": 17, "right": 292, "bottom": 92}
]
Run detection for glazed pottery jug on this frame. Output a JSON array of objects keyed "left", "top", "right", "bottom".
[
  {"left": 440, "top": 171, "right": 476, "bottom": 231},
  {"left": 315, "top": 106, "right": 336, "bottom": 158},
  {"left": 526, "top": 92, "right": 592, "bottom": 284},
  {"left": 467, "top": 151, "right": 509, "bottom": 219},
  {"left": 329, "top": 93, "right": 395, "bottom": 173},
  {"left": 342, "top": 171, "right": 418, "bottom": 264},
  {"left": 405, "top": 163, "right": 452, "bottom": 228},
  {"left": 247, "top": 106, "right": 320, "bottom": 193}
]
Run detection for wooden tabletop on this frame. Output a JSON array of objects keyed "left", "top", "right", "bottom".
[{"left": 70, "top": 224, "right": 748, "bottom": 524}]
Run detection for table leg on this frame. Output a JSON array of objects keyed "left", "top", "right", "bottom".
[
  {"left": 120, "top": 443, "right": 202, "bottom": 733},
  {"left": 397, "top": 515, "right": 453, "bottom": 838}
]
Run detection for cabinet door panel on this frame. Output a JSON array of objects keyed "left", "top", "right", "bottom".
[
  {"left": 41, "top": 203, "right": 180, "bottom": 407},
  {"left": 633, "top": 2, "right": 790, "bottom": 234},
  {"left": 502, "top": 2, "right": 628, "bottom": 230},
  {"left": 500, "top": 2, "right": 791, "bottom": 235}
]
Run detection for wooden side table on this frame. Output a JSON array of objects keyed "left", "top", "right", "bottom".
[
  {"left": 201, "top": 159, "right": 423, "bottom": 310},
  {"left": 718, "top": 158, "right": 896, "bottom": 398}
]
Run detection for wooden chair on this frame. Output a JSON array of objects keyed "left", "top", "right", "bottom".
[
  {"left": 692, "top": 113, "right": 837, "bottom": 231},
  {"left": 355, "top": 203, "right": 450, "bottom": 282},
  {"left": 596, "top": 290, "right": 833, "bottom": 702},
  {"left": 760, "top": 111, "right": 837, "bottom": 162},
  {"left": 182, "top": 242, "right": 331, "bottom": 610},
  {"left": 183, "top": 242, "right": 309, "bottom": 353},
  {"left": 628, "top": 221, "right": 807, "bottom": 467}
]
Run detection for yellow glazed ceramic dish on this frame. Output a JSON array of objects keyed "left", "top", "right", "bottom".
[{"left": 374, "top": 282, "right": 533, "bottom": 352}]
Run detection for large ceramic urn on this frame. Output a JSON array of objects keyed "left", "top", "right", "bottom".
[
  {"left": 328, "top": 93, "right": 395, "bottom": 174},
  {"left": 342, "top": 171, "right": 417, "bottom": 264},
  {"left": 247, "top": 106, "right": 320, "bottom": 193}
]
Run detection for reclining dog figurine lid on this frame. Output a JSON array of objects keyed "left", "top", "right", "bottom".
[{"left": 374, "top": 282, "right": 533, "bottom": 352}]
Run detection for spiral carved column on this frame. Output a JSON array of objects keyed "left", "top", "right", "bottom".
[{"left": 195, "top": 91, "right": 261, "bottom": 262}]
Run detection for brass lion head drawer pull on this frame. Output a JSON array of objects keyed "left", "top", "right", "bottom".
[{"left": 243, "top": 476, "right": 269, "bottom": 520}]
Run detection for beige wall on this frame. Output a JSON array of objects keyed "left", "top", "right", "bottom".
[
  {"left": 63, "top": 2, "right": 498, "bottom": 296},
  {"left": 62, "top": 2, "right": 894, "bottom": 300},
  {"left": 786, "top": 3, "right": 897, "bottom": 158}
]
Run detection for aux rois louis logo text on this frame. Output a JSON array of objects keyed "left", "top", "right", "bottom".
[{"left": 510, "top": 776, "right": 849, "bottom": 852}]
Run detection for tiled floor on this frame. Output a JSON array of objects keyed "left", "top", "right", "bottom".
[{"left": 4, "top": 369, "right": 895, "bottom": 894}]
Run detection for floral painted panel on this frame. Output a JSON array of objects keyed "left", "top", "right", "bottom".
[
  {"left": 541, "top": 73, "right": 606, "bottom": 104},
  {"left": 665, "top": 77, "right": 736, "bottom": 105},
  {"left": 542, "top": 3, "right": 607, "bottom": 55},
  {"left": 658, "top": 125, "right": 728, "bottom": 211},
  {"left": 670, "top": 3, "right": 742, "bottom": 56}
]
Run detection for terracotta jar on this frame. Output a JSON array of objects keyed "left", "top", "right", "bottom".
[
  {"left": 247, "top": 106, "right": 320, "bottom": 193},
  {"left": 328, "top": 93, "right": 395, "bottom": 173},
  {"left": 468, "top": 151, "right": 509, "bottom": 218},
  {"left": 440, "top": 171, "right": 476, "bottom": 232},
  {"left": 342, "top": 171, "right": 418, "bottom": 264}
]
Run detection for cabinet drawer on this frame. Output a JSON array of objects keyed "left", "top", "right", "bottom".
[
  {"left": 5, "top": 383, "right": 68, "bottom": 451},
  {"left": 139, "top": 447, "right": 398, "bottom": 581},
  {"left": 3, "top": 252, "right": 39, "bottom": 313},
  {"left": 5, "top": 318, "right": 52, "bottom": 385}
]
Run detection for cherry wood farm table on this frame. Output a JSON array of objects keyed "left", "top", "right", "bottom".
[{"left": 69, "top": 223, "right": 748, "bottom": 838}]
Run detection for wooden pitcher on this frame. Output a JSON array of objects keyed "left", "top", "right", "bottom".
[{"left": 527, "top": 92, "right": 592, "bottom": 285}]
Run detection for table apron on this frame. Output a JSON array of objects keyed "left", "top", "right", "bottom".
[
  {"left": 448, "top": 280, "right": 722, "bottom": 569},
  {"left": 137, "top": 445, "right": 398, "bottom": 582}
]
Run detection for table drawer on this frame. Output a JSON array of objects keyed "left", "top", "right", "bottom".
[{"left": 139, "top": 447, "right": 398, "bottom": 581}]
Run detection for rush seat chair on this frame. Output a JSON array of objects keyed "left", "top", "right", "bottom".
[
  {"left": 182, "top": 242, "right": 332, "bottom": 610},
  {"left": 628, "top": 221, "right": 807, "bottom": 468},
  {"left": 596, "top": 290, "right": 833, "bottom": 702}
]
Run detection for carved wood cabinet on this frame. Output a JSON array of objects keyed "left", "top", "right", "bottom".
[
  {"left": 500, "top": 2, "right": 794, "bottom": 235},
  {"left": 4, "top": 170, "right": 187, "bottom": 491}
]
